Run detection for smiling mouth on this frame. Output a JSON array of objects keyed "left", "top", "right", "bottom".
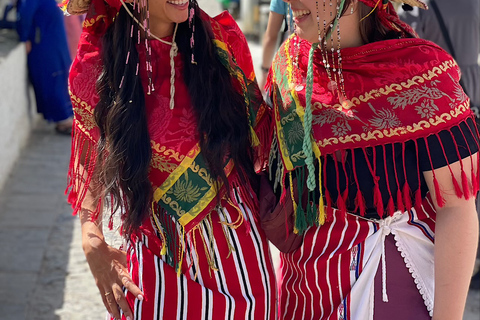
[
  {"left": 166, "top": 0, "right": 189, "bottom": 5},
  {"left": 292, "top": 9, "right": 311, "bottom": 19}
]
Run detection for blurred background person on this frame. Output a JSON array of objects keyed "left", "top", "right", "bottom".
[
  {"left": 398, "top": 0, "right": 480, "bottom": 290},
  {"left": 258, "top": 0, "right": 292, "bottom": 93},
  {"left": 398, "top": 0, "right": 479, "bottom": 116},
  {"left": 16, "top": 0, "right": 73, "bottom": 135}
]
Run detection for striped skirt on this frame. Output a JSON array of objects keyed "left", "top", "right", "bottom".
[
  {"left": 278, "top": 204, "right": 437, "bottom": 320},
  {"left": 113, "top": 202, "right": 277, "bottom": 320}
]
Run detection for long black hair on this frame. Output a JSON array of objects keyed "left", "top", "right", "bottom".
[{"left": 95, "top": 1, "right": 254, "bottom": 238}]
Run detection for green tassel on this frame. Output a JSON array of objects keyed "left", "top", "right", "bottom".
[
  {"left": 295, "top": 202, "right": 308, "bottom": 234},
  {"left": 294, "top": 167, "right": 308, "bottom": 234}
]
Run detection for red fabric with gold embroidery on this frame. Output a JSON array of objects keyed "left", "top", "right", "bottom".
[
  {"left": 66, "top": 0, "right": 271, "bottom": 244},
  {"left": 267, "top": 35, "right": 479, "bottom": 230}
]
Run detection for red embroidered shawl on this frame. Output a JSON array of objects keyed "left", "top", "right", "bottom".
[
  {"left": 66, "top": 0, "right": 271, "bottom": 267},
  {"left": 266, "top": 35, "right": 480, "bottom": 232}
]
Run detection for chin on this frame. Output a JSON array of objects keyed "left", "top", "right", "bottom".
[
  {"left": 296, "top": 30, "right": 316, "bottom": 43},
  {"left": 174, "top": 16, "right": 189, "bottom": 24}
]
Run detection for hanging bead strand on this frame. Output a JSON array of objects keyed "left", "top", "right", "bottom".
[{"left": 119, "top": 0, "right": 179, "bottom": 109}]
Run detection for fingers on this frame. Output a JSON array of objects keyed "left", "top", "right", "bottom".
[
  {"left": 117, "top": 266, "right": 144, "bottom": 302},
  {"left": 112, "top": 284, "right": 132, "bottom": 320},
  {"left": 101, "top": 283, "right": 132, "bottom": 320},
  {"left": 102, "top": 288, "right": 118, "bottom": 319},
  {"left": 88, "top": 245, "right": 143, "bottom": 319},
  {"left": 99, "top": 269, "right": 144, "bottom": 320}
]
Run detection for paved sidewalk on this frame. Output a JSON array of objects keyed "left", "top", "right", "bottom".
[{"left": 0, "top": 123, "right": 105, "bottom": 320}]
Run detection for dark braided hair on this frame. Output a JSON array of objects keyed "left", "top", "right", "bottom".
[{"left": 94, "top": 1, "right": 254, "bottom": 238}]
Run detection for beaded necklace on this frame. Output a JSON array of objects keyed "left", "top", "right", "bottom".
[{"left": 120, "top": 0, "right": 179, "bottom": 110}]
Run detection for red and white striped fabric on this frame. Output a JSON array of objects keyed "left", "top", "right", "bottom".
[
  {"left": 278, "top": 201, "right": 437, "bottom": 320},
  {"left": 110, "top": 200, "right": 277, "bottom": 320}
]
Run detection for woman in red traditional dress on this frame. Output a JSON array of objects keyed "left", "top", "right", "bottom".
[
  {"left": 63, "top": 0, "right": 277, "bottom": 319},
  {"left": 264, "top": 0, "right": 479, "bottom": 319}
]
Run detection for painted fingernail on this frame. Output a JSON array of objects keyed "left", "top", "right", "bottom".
[{"left": 137, "top": 294, "right": 144, "bottom": 301}]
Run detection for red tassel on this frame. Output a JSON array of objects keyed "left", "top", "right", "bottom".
[
  {"left": 336, "top": 194, "right": 347, "bottom": 216},
  {"left": 326, "top": 204, "right": 335, "bottom": 221},
  {"left": 414, "top": 188, "right": 422, "bottom": 208},
  {"left": 461, "top": 169, "right": 471, "bottom": 200},
  {"left": 402, "top": 184, "right": 412, "bottom": 211},
  {"left": 373, "top": 181, "right": 384, "bottom": 217},
  {"left": 355, "top": 189, "right": 366, "bottom": 216},
  {"left": 67, "top": 190, "right": 78, "bottom": 206},
  {"left": 324, "top": 189, "right": 332, "bottom": 210},
  {"left": 433, "top": 176, "right": 446, "bottom": 207},
  {"left": 387, "top": 198, "right": 395, "bottom": 216},
  {"left": 396, "top": 189, "right": 404, "bottom": 213},
  {"left": 452, "top": 172, "right": 463, "bottom": 198},
  {"left": 279, "top": 186, "right": 287, "bottom": 205},
  {"left": 438, "top": 132, "right": 463, "bottom": 198}
]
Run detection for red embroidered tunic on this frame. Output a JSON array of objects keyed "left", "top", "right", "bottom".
[{"left": 66, "top": 1, "right": 276, "bottom": 318}]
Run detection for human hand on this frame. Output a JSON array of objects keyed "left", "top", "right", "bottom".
[
  {"left": 258, "top": 69, "right": 268, "bottom": 96},
  {"left": 25, "top": 40, "right": 31, "bottom": 54},
  {"left": 83, "top": 237, "right": 144, "bottom": 320}
]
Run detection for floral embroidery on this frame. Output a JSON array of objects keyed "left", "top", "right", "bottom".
[
  {"left": 387, "top": 81, "right": 450, "bottom": 110},
  {"left": 332, "top": 122, "right": 349, "bottom": 137},
  {"left": 169, "top": 178, "right": 204, "bottom": 203},
  {"left": 369, "top": 105, "right": 402, "bottom": 129},
  {"left": 288, "top": 122, "right": 305, "bottom": 144},
  {"left": 415, "top": 100, "right": 438, "bottom": 119},
  {"left": 313, "top": 108, "right": 343, "bottom": 126}
]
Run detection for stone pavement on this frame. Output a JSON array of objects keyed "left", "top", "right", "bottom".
[{"left": 0, "top": 6, "right": 479, "bottom": 320}]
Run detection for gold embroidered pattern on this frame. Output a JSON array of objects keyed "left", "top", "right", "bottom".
[
  {"left": 70, "top": 92, "right": 96, "bottom": 141},
  {"left": 152, "top": 144, "right": 200, "bottom": 203},
  {"left": 150, "top": 153, "right": 176, "bottom": 173},
  {"left": 309, "top": 60, "right": 458, "bottom": 112},
  {"left": 151, "top": 141, "right": 185, "bottom": 162},
  {"left": 315, "top": 101, "right": 470, "bottom": 148},
  {"left": 83, "top": 15, "right": 106, "bottom": 28},
  {"left": 150, "top": 141, "right": 185, "bottom": 173}
]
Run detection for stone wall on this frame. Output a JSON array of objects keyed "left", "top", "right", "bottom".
[{"left": 0, "top": 29, "right": 37, "bottom": 192}]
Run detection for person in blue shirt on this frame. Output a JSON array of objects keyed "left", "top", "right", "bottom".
[
  {"left": 259, "top": 0, "right": 293, "bottom": 93},
  {"left": 16, "top": 0, "right": 73, "bottom": 134}
]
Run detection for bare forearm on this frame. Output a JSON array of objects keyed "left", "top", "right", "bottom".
[
  {"left": 261, "top": 12, "right": 285, "bottom": 69},
  {"left": 79, "top": 206, "right": 105, "bottom": 254},
  {"left": 262, "top": 35, "right": 279, "bottom": 70},
  {"left": 259, "top": 12, "right": 285, "bottom": 92},
  {"left": 433, "top": 203, "right": 478, "bottom": 320}
]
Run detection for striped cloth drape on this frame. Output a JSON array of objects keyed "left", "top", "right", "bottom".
[
  {"left": 278, "top": 201, "right": 437, "bottom": 320},
  {"left": 113, "top": 197, "right": 278, "bottom": 320}
]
